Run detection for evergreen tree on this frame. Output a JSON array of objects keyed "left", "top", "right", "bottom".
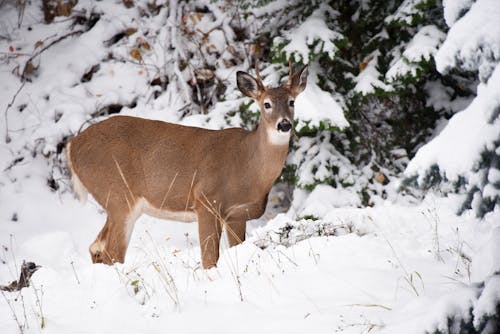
[
  {"left": 403, "top": 0, "right": 500, "bottom": 217},
  {"left": 239, "top": 0, "right": 477, "bottom": 208}
]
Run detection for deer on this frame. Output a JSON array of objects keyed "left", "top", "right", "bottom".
[{"left": 66, "top": 63, "right": 308, "bottom": 269}]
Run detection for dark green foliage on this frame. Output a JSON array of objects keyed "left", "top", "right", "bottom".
[
  {"left": 234, "top": 101, "right": 260, "bottom": 130},
  {"left": 258, "top": 0, "right": 465, "bottom": 202},
  {"left": 332, "top": 1, "right": 451, "bottom": 170},
  {"left": 458, "top": 138, "right": 500, "bottom": 217}
]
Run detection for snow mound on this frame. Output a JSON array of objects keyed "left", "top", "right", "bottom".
[
  {"left": 435, "top": 0, "right": 500, "bottom": 82},
  {"left": 442, "top": 0, "right": 475, "bottom": 26}
]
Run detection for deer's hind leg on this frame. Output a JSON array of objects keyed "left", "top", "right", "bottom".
[{"left": 90, "top": 195, "right": 142, "bottom": 265}]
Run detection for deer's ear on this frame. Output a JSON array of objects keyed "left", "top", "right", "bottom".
[
  {"left": 237, "top": 71, "right": 263, "bottom": 99},
  {"left": 290, "top": 65, "right": 308, "bottom": 95}
]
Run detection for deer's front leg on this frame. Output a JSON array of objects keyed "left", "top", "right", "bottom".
[
  {"left": 226, "top": 221, "right": 246, "bottom": 247},
  {"left": 196, "top": 207, "right": 222, "bottom": 269}
]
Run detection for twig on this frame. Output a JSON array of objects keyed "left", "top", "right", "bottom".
[
  {"left": 143, "top": 230, "right": 180, "bottom": 308},
  {"left": 344, "top": 303, "right": 392, "bottom": 311},
  {"left": 70, "top": 261, "right": 80, "bottom": 284},
  {"left": 17, "top": 0, "right": 26, "bottom": 29},
  {"left": 23, "top": 29, "right": 85, "bottom": 72},
  {"left": 1, "top": 290, "right": 24, "bottom": 333},
  {"left": 31, "top": 283, "right": 45, "bottom": 329},
  {"left": 4, "top": 81, "right": 26, "bottom": 143}
]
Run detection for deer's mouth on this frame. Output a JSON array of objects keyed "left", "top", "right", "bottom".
[
  {"left": 267, "top": 121, "right": 292, "bottom": 145},
  {"left": 277, "top": 119, "right": 292, "bottom": 132}
]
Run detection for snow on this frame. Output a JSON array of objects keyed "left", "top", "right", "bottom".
[
  {"left": 251, "top": 0, "right": 294, "bottom": 18},
  {"left": 386, "top": 25, "right": 446, "bottom": 81},
  {"left": 442, "top": 0, "right": 475, "bottom": 26},
  {"left": 300, "top": 185, "right": 362, "bottom": 216},
  {"left": 355, "top": 51, "right": 392, "bottom": 94},
  {"left": 273, "top": 3, "right": 342, "bottom": 63},
  {"left": 287, "top": 133, "right": 356, "bottom": 191},
  {"left": 294, "top": 73, "right": 348, "bottom": 131},
  {"left": 424, "top": 80, "right": 473, "bottom": 114},
  {"left": 385, "top": 0, "right": 429, "bottom": 25},
  {"left": 473, "top": 275, "right": 500, "bottom": 327},
  {"left": 435, "top": 0, "right": 500, "bottom": 82},
  {"left": 406, "top": 60, "right": 500, "bottom": 183},
  {"left": 1, "top": 1, "right": 499, "bottom": 334},
  {"left": 2, "top": 184, "right": 499, "bottom": 333}
]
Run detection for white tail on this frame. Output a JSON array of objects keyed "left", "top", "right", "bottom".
[{"left": 67, "top": 63, "right": 308, "bottom": 268}]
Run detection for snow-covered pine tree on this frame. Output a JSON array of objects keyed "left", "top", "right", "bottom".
[
  {"left": 242, "top": 0, "right": 476, "bottom": 207},
  {"left": 404, "top": 0, "right": 500, "bottom": 217}
]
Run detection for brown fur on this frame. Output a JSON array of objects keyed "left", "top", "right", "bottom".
[{"left": 67, "top": 66, "right": 308, "bottom": 268}]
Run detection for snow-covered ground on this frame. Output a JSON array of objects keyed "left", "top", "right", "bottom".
[
  {"left": 1, "top": 180, "right": 499, "bottom": 333},
  {"left": 1, "top": 1, "right": 499, "bottom": 333}
]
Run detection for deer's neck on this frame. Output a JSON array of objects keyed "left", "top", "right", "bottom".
[{"left": 244, "top": 121, "right": 290, "bottom": 192}]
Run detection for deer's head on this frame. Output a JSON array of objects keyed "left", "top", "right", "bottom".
[{"left": 237, "top": 62, "right": 308, "bottom": 145}]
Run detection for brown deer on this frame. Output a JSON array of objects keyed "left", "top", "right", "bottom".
[{"left": 66, "top": 63, "right": 308, "bottom": 269}]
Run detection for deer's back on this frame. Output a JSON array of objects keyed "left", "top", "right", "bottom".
[{"left": 68, "top": 116, "right": 251, "bottom": 213}]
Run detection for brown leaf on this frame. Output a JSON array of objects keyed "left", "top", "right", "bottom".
[
  {"left": 129, "top": 48, "right": 142, "bottom": 62},
  {"left": 135, "top": 37, "right": 151, "bottom": 51},
  {"left": 125, "top": 28, "right": 137, "bottom": 36},
  {"left": 226, "top": 45, "right": 240, "bottom": 59},
  {"left": 22, "top": 60, "right": 38, "bottom": 77},
  {"left": 375, "top": 172, "right": 389, "bottom": 185},
  {"left": 122, "top": 0, "right": 134, "bottom": 8},
  {"left": 34, "top": 40, "right": 44, "bottom": 48},
  {"left": 194, "top": 69, "right": 215, "bottom": 82},
  {"left": 55, "top": 2, "right": 74, "bottom": 17},
  {"left": 150, "top": 77, "right": 162, "bottom": 86},
  {"left": 359, "top": 55, "right": 374, "bottom": 72},
  {"left": 252, "top": 43, "right": 261, "bottom": 56}
]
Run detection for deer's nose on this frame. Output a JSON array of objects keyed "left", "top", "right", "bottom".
[{"left": 277, "top": 119, "right": 292, "bottom": 132}]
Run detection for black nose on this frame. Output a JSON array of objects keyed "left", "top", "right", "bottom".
[{"left": 277, "top": 119, "right": 292, "bottom": 132}]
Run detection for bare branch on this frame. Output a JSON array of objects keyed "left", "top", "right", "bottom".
[{"left": 3, "top": 81, "right": 26, "bottom": 143}]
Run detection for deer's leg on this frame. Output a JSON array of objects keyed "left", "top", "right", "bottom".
[
  {"left": 90, "top": 199, "right": 141, "bottom": 265},
  {"left": 226, "top": 221, "right": 246, "bottom": 247},
  {"left": 196, "top": 207, "right": 222, "bottom": 269},
  {"left": 90, "top": 216, "right": 125, "bottom": 264}
]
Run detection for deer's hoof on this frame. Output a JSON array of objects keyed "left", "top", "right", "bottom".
[{"left": 89, "top": 240, "right": 112, "bottom": 265}]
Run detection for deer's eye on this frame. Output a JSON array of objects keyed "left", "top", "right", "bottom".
[
  {"left": 264, "top": 102, "right": 271, "bottom": 109},
  {"left": 289, "top": 100, "right": 295, "bottom": 107}
]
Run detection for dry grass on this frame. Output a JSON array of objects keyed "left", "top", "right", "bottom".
[{"left": 384, "top": 235, "right": 424, "bottom": 297}]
